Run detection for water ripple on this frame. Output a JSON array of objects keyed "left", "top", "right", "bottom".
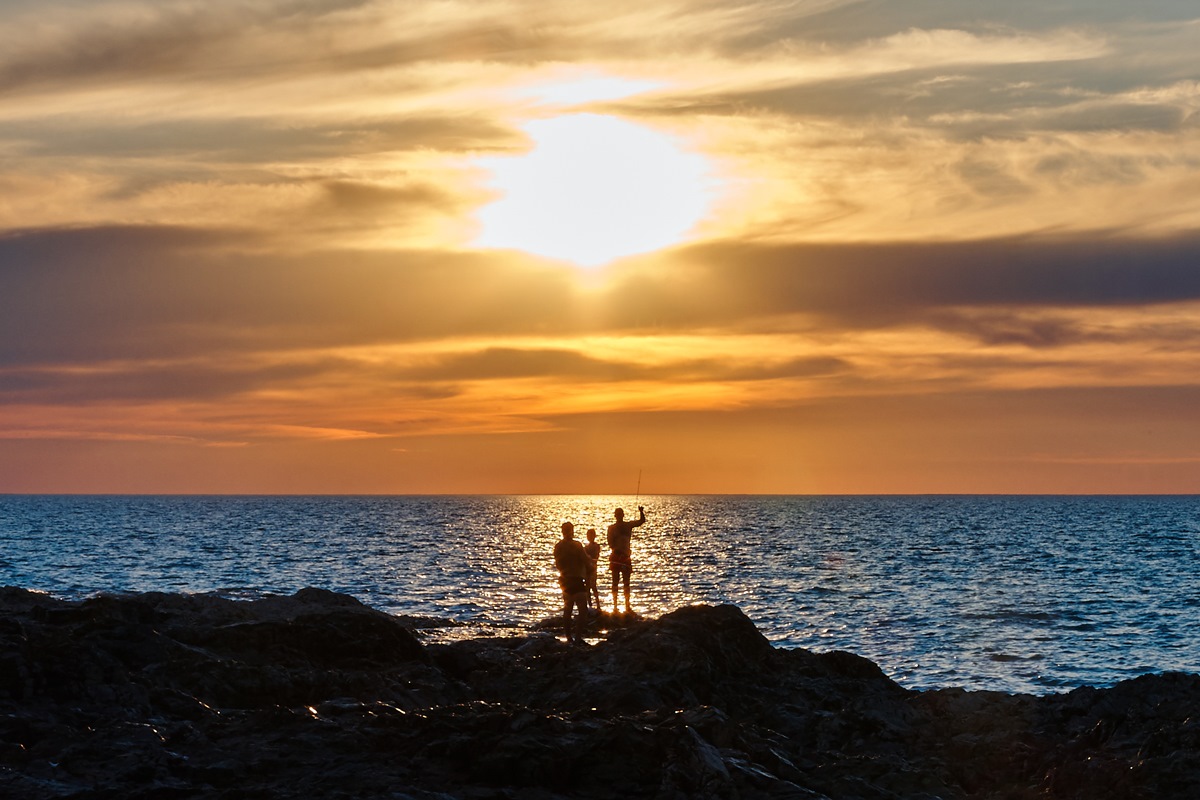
[{"left": 2, "top": 494, "right": 1199, "bottom": 693}]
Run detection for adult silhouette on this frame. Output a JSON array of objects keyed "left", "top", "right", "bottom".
[
  {"left": 553, "top": 521, "right": 590, "bottom": 644},
  {"left": 606, "top": 506, "right": 646, "bottom": 614}
]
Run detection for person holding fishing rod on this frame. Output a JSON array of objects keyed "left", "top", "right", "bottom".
[{"left": 607, "top": 504, "right": 646, "bottom": 615}]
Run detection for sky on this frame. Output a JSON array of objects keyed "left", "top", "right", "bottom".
[{"left": 2, "top": 0, "right": 1199, "bottom": 494}]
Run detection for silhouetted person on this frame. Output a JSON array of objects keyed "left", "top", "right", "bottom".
[
  {"left": 553, "top": 521, "right": 589, "bottom": 644},
  {"left": 583, "top": 528, "right": 602, "bottom": 611},
  {"left": 607, "top": 506, "right": 646, "bottom": 614}
]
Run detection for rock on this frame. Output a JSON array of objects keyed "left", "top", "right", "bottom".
[{"left": 1, "top": 587, "right": 1199, "bottom": 798}]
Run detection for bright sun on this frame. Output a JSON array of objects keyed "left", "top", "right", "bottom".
[{"left": 474, "top": 114, "right": 714, "bottom": 267}]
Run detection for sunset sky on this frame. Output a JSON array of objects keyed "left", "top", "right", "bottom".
[{"left": 2, "top": 0, "right": 1199, "bottom": 494}]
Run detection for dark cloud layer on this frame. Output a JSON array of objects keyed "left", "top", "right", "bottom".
[
  {"left": 0, "top": 226, "right": 580, "bottom": 365},
  {"left": 613, "top": 233, "right": 1200, "bottom": 328},
  {"left": 4, "top": 226, "right": 1200, "bottom": 373}
]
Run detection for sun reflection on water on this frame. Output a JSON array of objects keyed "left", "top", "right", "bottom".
[
  {"left": 430, "top": 496, "right": 715, "bottom": 634},
  {"left": 518, "top": 497, "right": 682, "bottom": 618}
]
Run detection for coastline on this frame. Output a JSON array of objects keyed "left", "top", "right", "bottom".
[{"left": 2, "top": 587, "right": 1197, "bottom": 799}]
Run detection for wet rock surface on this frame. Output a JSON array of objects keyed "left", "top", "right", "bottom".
[{"left": 2, "top": 587, "right": 1198, "bottom": 799}]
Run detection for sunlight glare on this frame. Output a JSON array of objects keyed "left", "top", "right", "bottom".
[{"left": 474, "top": 114, "right": 715, "bottom": 267}]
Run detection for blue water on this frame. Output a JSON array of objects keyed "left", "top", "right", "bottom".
[{"left": 2, "top": 495, "right": 1198, "bottom": 694}]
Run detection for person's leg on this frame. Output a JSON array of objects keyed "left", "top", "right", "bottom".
[
  {"left": 563, "top": 591, "right": 574, "bottom": 642},
  {"left": 623, "top": 571, "right": 632, "bottom": 613},
  {"left": 572, "top": 593, "right": 587, "bottom": 642},
  {"left": 611, "top": 570, "right": 619, "bottom": 611}
]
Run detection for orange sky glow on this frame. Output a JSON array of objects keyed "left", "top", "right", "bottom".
[{"left": 2, "top": 0, "right": 1200, "bottom": 493}]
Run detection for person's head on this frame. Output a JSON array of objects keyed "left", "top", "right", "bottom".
[
  {"left": 561, "top": 521, "right": 575, "bottom": 539},
  {"left": 586, "top": 528, "right": 596, "bottom": 542},
  {"left": 614, "top": 508, "right": 624, "bottom": 521}
]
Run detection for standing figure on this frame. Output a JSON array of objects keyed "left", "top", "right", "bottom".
[
  {"left": 583, "top": 528, "right": 602, "bottom": 611},
  {"left": 606, "top": 506, "right": 646, "bottom": 614},
  {"left": 553, "top": 521, "right": 590, "bottom": 644}
]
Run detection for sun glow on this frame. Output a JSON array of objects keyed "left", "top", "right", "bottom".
[{"left": 474, "top": 114, "right": 716, "bottom": 267}]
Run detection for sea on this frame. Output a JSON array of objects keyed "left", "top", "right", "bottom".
[{"left": 2, "top": 494, "right": 1198, "bottom": 695}]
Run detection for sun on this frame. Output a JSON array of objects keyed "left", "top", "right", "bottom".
[{"left": 473, "top": 114, "right": 715, "bottom": 267}]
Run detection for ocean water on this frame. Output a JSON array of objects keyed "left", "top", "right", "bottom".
[{"left": 1, "top": 494, "right": 1198, "bottom": 695}]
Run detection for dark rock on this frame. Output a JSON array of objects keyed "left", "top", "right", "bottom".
[{"left": 2, "top": 587, "right": 1199, "bottom": 798}]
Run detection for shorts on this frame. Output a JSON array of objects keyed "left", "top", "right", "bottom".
[
  {"left": 609, "top": 553, "right": 632, "bottom": 576},
  {"left": 559, "top": 576, "right": 587, "bottom": 595}
]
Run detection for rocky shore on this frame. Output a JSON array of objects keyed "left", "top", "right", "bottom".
[{"left": 2, "top": 587, "right": 1198, "bottom": 799}]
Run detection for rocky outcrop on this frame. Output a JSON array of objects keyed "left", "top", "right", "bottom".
[{"left": 1, "top": 587, "right": 1197, "bottom": 799}]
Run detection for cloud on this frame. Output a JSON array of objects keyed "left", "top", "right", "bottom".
[
  {"left": 787, "top": 0, "right": 1200, "bottom": 43},
  {"left": 400, "top": 346, "right": 849, "bottom": 384},
  {"left": 0, "top": 0, "right": 811, "bottom": 98},
  {"left": 922, "top": 311, "right": 1098, "bottom": 349},
  {"left": 3, "top": 115, "right": 516, "bottom": 162},
  {"left": 5, "top": 226, "right": 1200, "bottom": 371},
  {"left": 0, "top": 1, "right": 420, "bottom": 95},
  {"left": 0, "top": 226, "right": 583, "bottom": 365},
  {"left": 404, "top": 347, "right": 638, "bottom": 382},
  {"left": 617, "top": 233, "right": 1200, "bottom": 329},
  {"left": 0, "top": 357, "right": 346, "bottom": 405}
]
